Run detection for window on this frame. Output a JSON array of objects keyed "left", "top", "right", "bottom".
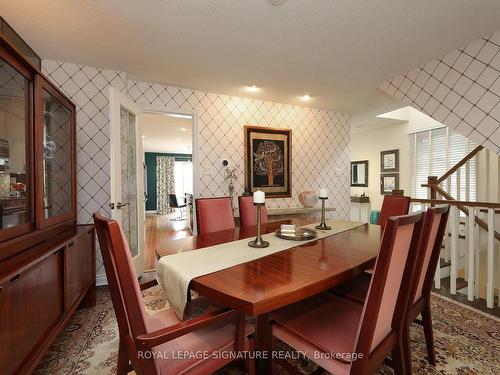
[
  {"left": 409, "top": 127, "right": 477, "bottom": 202},
  {"left": 174, "top": 161, "right": 193, "bottom": 196}
]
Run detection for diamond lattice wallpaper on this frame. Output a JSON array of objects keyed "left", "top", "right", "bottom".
[
  {"left": 380, "top": 31, "right": 500, "bottom": 154},
  {"left": 42, "top": 60, "right": 352, "bottom": 279}
]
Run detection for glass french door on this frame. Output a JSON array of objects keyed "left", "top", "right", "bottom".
[{"left": 109, "top": 87, "right": 145, "bottom": 276}]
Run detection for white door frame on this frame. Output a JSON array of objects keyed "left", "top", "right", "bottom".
[
  {"left": 141, "top": 104, "right": 199, "bottom": 233},
  {"left": 109, "top": 87, "right": 145, "bottom": 275}
]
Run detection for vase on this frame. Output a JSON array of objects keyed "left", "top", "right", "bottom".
[{"left": 298, "top": 191, "right": 319, "bottom": 208}]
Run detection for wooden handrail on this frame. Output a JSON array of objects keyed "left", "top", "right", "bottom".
[
  {"left": 412, "top": 195, "right": 500, "bottom": 209},
  {"left": 436, "top": 145, "right": 483, "bottom": 184},
  {"left": 420, "top": 184, "right": 500, "bottom": 241}
]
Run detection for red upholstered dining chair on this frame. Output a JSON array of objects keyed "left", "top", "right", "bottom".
[
  {"left": 93, "top": 213, "right": 254, "bottom": 375},
  {"left": 238, "top": 196, "right": 268, "bottom": 226},
  {"left": 332, "top": 206, "right": 450, "bottom": 372},
  {"left": 195, "top": 197, "right": 235, "bottom": 235},
  {"left": 378, "top": 195, "right": 411, "bottom": 231},
  {"left": 269, "top": 212, "right": 425, "bottom": 375}
]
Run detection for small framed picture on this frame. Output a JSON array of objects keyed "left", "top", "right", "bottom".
[
  {"left": 380, "top": 173, "right": 399, "bottom": 195},
  {"left": 380, "top": 149, "right": 399, "bottom": 172}
]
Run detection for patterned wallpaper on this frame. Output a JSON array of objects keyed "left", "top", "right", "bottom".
[
  {"left": 380, "top": 31, "right": 500, "bottom": 154},
  {"left": 42, "top": 60, "right": 351, "bottom": 279},
  {"left": 127, "top": 80, "right": 351, "bottom": 212},
  {"left": 42, "top": 61, "right": 127, "bottom": 279}
]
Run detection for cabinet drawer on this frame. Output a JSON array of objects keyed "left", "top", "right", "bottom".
[
  {"left": 0, "top": 249, "right": 64, "bottom": 375},
  {"left": 65, "top": 230, "right": 94, "bottom": 310}
]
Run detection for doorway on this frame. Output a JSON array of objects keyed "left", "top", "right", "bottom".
[
  {"left": 139, "top": 111, "right": 195, "bottom": 270},
  {"left": 110, "top": 87, "right": 197, "bottom": 276}
]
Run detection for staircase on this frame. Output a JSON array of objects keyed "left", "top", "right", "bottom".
[{"left": 402, "top": 146, "right": 500, "bottom": 310}]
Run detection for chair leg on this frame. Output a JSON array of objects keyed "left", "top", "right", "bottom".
[
  {"left": 401, "top": 323, "right": 413, "bottom": 375},
  {"left": 391, "top": 342, "right": 406, "bottom": 375},
  {"left": 116, "top": 339, "right": 129, "bottom": 375},
  {"left": 422, "top": 302, "right": 436, "bottom": 365}
]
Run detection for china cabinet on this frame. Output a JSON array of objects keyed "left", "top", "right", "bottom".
[{"left": 0, "top": 20, "right": 95, "bottom": 375}]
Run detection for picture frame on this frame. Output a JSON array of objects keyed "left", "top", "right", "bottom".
[
  {"left": 380, "top": 149, "right": 399, "bottom": 172},
  {"left": 380, "top": 173, "right": 399, "bottom": 195},
  {"left": 350, "top": 160, "right": 368, "bottom": 187},
  {"left": 244, "top": 125, "right": 291, "bottom": 198}
]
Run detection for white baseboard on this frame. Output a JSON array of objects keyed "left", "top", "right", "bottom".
[
  {"left": 146, "top": 210, "right": 157, "bottom": 214},
  {"left": 96, "top": 274, "right": 108, "bottom": 286}
]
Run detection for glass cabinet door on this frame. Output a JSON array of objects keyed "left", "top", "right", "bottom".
[
  {"left": 0, "top": 51, "right": 33, "bottom": 240},
  {"left": 36, "top": 76, "right": 75, "bottom": 228}
]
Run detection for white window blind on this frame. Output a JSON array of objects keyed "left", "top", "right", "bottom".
[{"left": 409, "top": 128, "right": 476, "bottom": 202}]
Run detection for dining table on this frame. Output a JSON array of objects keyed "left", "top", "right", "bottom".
[{"left": 155, "top": 219, "right": 380, "bottom": 373}]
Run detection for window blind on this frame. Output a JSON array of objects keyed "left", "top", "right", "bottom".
[{"left": 409, "top": 127, "right": 477, "bottom": 202}]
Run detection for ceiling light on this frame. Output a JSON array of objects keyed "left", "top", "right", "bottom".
[
  {"left": 180, "top": 127, "right": 187, "bottom": 131},
  {"left": 301, "top": 94, "right": 311, "bottom": 101},
  {"left": 176, "top": 138, "right": 181, "bottom": 141},
  {"left": 141, "top": 135, "right": 146, "bottom": 138},
  {"left": 167, "top": 113, "right": 192, "bottom": 119},
  {"left": 246, "top": 85, "right": 259, "bottom": 93},
  {"left": 269, "top": 0, "right": 286, "bottom": 5}
]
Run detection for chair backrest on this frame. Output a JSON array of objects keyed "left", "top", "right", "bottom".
[
  {"left": 196, "top": 197, "right": 235, "bottom": 234},
  {"left": 413, "top": 205, "right": 450, "bottom": 304},
  {"left": 93, "top": 213, "right": 148, "bottom": 340},
  {"left": 168, "top": 194, "right": 178, "bottom": 208},
  {"left": 378, "top": 195, "right": 411, "bottom": 231},
  {"left": 353, "top": 212, "right": 424, "bottom": 361},
  {"left": 238, "top": 196, "right": 268, "bottom": 226}
]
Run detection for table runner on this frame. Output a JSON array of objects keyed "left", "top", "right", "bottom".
[{"left": 156, "top": 219, "right": 365, "bottom": 319}]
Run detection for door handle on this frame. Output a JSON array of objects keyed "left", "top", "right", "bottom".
[{"left": 116, "top": 202, "right": 129, "bottom": 209}]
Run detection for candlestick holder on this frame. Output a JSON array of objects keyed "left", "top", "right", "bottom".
[
  {"left": 248, "top": 203, "right": 270, "bottom": 248},
  {"left": 315, "top": 197, "right": 331, "bottom": 230}
]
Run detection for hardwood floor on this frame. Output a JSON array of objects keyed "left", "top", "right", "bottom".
[{"left": 144, "top": 213, "right": 192, "bottom": 270}]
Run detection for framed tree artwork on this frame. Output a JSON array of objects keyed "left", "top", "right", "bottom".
[{"left": 244, "top": 125, "right": 291, "bottom": 198}]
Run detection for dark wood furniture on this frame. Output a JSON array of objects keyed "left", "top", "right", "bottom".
[
  {"left": 156, "top": 219, "right": 381, "bottom": 373},
  {"left": 156, "top": 220, "right": 380, "bottom": 315},
  {"left": 94, "top": 213, "right": 254, "bottom": 375},
  {"left": 332, "top": 206, "right": 450, "bottom": 373},
  {"left": 0, "top": 27, "right": 95, "bottom": 375},
  {"left": 269, "top": 212, "right": 425, "bottom": 375}
]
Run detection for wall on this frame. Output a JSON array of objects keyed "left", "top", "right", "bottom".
[
  {"left": 351, "top": 107, "right": 445, "bottom": 210},
  {"left": 380, "top": 31, "right": 500, "bottom": 154},
  {"left": 42, "top": 60, "right": 352, "bottom": 280},
  {"left": 351, "top": 123, "right": 411, "bottom": 210},
  {"left": 127, "top": 80, "right": 351, "bottom": 213},
  {"left": 145, "top": 152, "right": 191, "bottom": 211}
]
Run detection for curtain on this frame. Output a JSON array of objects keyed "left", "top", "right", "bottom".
[{"left": 156, "top": 156, "right": 175, "bottom": 214}]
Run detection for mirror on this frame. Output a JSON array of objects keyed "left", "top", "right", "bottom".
[{"left": 351, "top": 160, "right": 368, "bottom": 187}]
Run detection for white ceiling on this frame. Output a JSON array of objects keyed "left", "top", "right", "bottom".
[
  {"left": 139, "top": 113, "right": 192, "bottom": 154},
  {"left": 2, "top": 1, "right": 500, "bottom": 111}
]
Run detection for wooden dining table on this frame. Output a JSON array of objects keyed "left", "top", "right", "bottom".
[{"left": 155, "top": 219, "right": 380, "bottom": 373}]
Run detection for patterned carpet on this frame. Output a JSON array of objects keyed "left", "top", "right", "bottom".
[{"left": 34, "top": 286, "right": 500, "bottom": 375}]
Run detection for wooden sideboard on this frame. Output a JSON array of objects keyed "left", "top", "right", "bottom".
[
  {"left": 0, "top": 225, "right": 95, "bottom": 375},
  {"left": 0, "top": 22, "right": 95, "bottom": 374}
]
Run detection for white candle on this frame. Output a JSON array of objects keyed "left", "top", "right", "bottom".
[
  {"left": 319, "top": 188, "right": 328, "bottom": 198},
  {"left": 253, "top": 190, "right": 265, "bottom": 204}
]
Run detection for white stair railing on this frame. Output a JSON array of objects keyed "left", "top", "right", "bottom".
[{"left": 409, "top": 198, "right": 499, "bottom": 308}]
